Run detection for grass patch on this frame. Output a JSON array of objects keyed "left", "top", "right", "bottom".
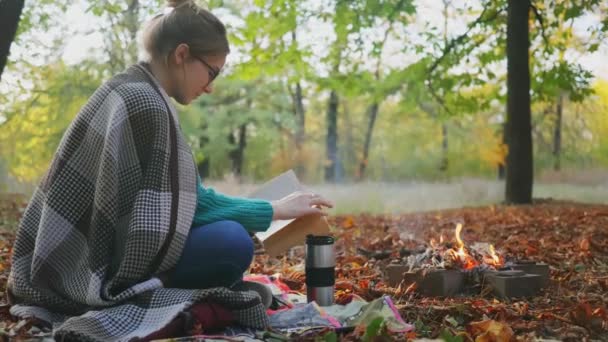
[{"left": 206, "top": 178, "right": 607, "bottom": 214}]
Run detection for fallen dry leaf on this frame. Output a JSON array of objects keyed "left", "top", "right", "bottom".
[{"left": 469, "top": 319, "right": 514, "bottom": 342}]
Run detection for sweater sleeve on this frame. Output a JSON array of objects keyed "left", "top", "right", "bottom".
[{"left": 192, "top": 181, "right": 274, "bottom": 232}]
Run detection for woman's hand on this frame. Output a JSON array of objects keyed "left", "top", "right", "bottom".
[{"left": 270, "top": 191, "right": 334, "bottom": 220}]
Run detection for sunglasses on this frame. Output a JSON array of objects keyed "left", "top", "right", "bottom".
[{"left": 193, "top": 56, "right": 220, "bottom": 85}]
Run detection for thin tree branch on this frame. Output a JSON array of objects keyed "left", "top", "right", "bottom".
[
  {"left": 286, "top": 81, "right": 299, "bottom": 118},
  {"left": 426, "top": 3, "right": 503, "bottom": 115},
  {"left": 370, "top": 0, "right": 407, "bottom": 96},
  {"left": 374, "top": 23, "right": 393, "bottom": 80},
  {"left": 530, "top": 3, "right": 550, "bottom": 52},
  {"left": 427, "top": 5, "right": 493, "bottom": 78}
]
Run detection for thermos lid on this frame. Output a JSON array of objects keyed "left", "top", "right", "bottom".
[{"left": 306, "top": 234, "right": 334, "bottom": 245}]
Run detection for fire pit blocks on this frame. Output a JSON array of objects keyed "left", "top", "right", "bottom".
[
  {"left": 484, "top": 270, "right": 542, "bottom": 298},
  {"left": 500, "top": 261, "right": 550, "bottom": 287},
  {"left": 414, "top": 269, "right": 465, "bottom": 297},
  {"left": 385, "top": 263, "right": 546, "bottom": 298},
  {"left": 384, "top": 265, "right": 464, "bottom": 297},
  {"left": 384, "top": 264, "right": 410, "bottom": 287}
]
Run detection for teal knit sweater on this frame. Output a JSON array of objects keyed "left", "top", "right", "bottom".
[{"left": 192, "top": 179, "right": 274, "bottom": 232}]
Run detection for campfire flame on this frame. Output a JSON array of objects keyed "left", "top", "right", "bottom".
[
  {"left": 446, "top": 223, "right": 504, "bottom": 270},
  {"left": 421, "top": 223, "right": 505, "bottom": 271},
  {"left": 483, "top": 244, "right": 503, "bottom": 267},
  {"left": 449, "top": 223, "right": 478, "bottom": 269},
  {"left": 430, "top": 234, "right": 446, "bottom": 249},
  {"left": 490, "top": 244, "right": 499, "bottom": 263},
  {"left": 455, "top": 223, "right": 464, "bottom": 248}
]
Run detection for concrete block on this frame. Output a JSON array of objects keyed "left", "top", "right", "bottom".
[
  {"left": 384, "top": 264, "right": 410, "bottom": 287},
  {"left": 484, "top": 270, "right": 542, "bottom": 298},
  {"left": 384, "top": 265, "right": 464, "bottom": 297},
  {"left": 501, "top": 261, "right": 550, "bottom": 287},
  {"left": 416, "top": 269, "right": 465, "bottom": 297}
]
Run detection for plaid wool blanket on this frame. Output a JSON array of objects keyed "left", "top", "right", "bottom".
[{"left": 7, "top": 63, "right": 268, "bottom": 341}]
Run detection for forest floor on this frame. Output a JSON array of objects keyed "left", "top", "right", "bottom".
[{"left": 0, "top": 193, "right": 607, "bottom": 341}]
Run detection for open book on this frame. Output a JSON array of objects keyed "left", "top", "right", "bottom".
[{"left": 247, "top": 170, "right": 330, "bottom": 257}]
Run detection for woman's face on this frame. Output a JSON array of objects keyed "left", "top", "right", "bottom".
[{"left": 168, "top": 44, "right": 226, "bottom": 105}]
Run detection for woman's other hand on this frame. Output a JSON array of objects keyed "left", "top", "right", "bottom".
[{"left": 270, "top": 191, "right": 334, "bottom": 220}]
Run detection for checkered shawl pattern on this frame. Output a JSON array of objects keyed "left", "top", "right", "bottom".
[{"left": 7, "top": 63, "right": 269, "bottom": 341}]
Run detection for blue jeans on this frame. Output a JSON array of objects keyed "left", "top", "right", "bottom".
[{"left": 169, "top": 220, "right": 254, "bottom": 289}]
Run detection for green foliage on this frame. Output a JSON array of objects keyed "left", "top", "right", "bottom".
[
  {"left": 533, "top": 62, "right": 594, "bottom": 102},
  {"left": 440, "top": 329, "right": 464, "bottom": 342},
  {"left": 414, "top": 318, "right": 432, "bottom": 337},
  {"left": 229, "top": 0, "right": 311, "bottom": 82},
  {"left": 15, "top": 0, "right": 70, "bottom": 40},
  {"left": 186, "top": 78, "right": 294, "bottom": 179},
  {"left": 2, "top": 0, "right": 608, "bottom": 187},
  {"left": 322, "top": 331, "right": 337, "bottom": 342},
  {"left": 363, "top": 316, "right": 385, "bottom": 342},
  {"left": 85, "top": 0, "right": 164, "bottom": 73},
  {"left": 426, "top": 0, "right": 603, "bottom": 117},
  {"left": 0, "top": 62, "right": 102, "bottom": 182}
]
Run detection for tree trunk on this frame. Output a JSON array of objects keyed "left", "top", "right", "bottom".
[
  {"left": 0, "top": 0, "right": 25, "bottom": 81},
  {"left": 293, "top": 82, "right": 305, "bottom": 147},
  {"left": 325, "top": 90, "right": 340, "bottom": 182},
  {"left": 359, "top": 102, "right": 379, "bottom": 180},
  {"left": 293, "top": 81, "right": 306, "bottom": 176},
  {"left": 505, "top": 0, "right": 533, "bottom": 204},
  {"left": 498, "top": 123, "right": 507, "bottom": 180},
  {"left": 197, "top": 158, "right": 210, "bottom": 179},
  {"left": 197, "top": 125, "right": 210, "bottom": 179},
  {"left": 439, "top": 123, "right": 448, "bottom": 172},
  {"left": 497, "top": 162, "right": 506, "bottom": 180},
  {"left": 553, "top": 94, "right": 563, "bottom": 171},
  {"left": 228, "top": 124, "right": 247, "bottom": 178},
  {"left": 289, "top": 30, "right": 306, "bottom": 177},
  {"left": 438, "top": 0, "right": 450, "bottom": 173}
]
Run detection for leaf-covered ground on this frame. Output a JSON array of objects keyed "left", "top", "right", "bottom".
[
  {"left": 252, "top": 201, "right": 608, "bottom": 341},
  {"left": 1, "top": 194, "right": 607, "bottom": 341}
]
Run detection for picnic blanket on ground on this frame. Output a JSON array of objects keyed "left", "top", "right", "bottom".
[
  {"left": 245, "top": 274, "right": 412, "bottom": 334},
  {"left": 6, "top": 62, "right": 268, "bottom": 341},
  {"left": 162, "top": 275, "right": 414, "bottom": 341}
]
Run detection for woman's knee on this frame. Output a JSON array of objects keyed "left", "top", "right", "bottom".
[
  {"left": 187, "top": 220, "right": 253, "bottom": 267},
  {"left": 218, "top": 220, "right": 250, "bottom": 237},
  {"left": 172, "top": 221, "right": 254, "bottom": 288},
  {"left": 213, "top": 221, "right": 253, "bottom": 251}
]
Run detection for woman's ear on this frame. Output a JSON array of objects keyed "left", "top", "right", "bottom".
[{"left": 172, "top": 43, "right": 190, "bottom": 66}]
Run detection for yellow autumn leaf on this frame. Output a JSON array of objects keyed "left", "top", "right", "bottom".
[{"left": 470, "top": 319, "right": 513, "bottom": 342}]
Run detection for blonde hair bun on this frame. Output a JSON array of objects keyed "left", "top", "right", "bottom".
[{"left": 142, "top": 0, "right": 229, "bottom": 62}]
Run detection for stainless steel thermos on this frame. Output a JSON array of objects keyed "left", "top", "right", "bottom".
[{"left": 305, "top": 235, "right": 335, "bottom": 306}]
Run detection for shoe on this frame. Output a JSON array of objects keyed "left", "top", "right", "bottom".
[{"left": 231, "top": 280, "right": 273, "bottom": 309}]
